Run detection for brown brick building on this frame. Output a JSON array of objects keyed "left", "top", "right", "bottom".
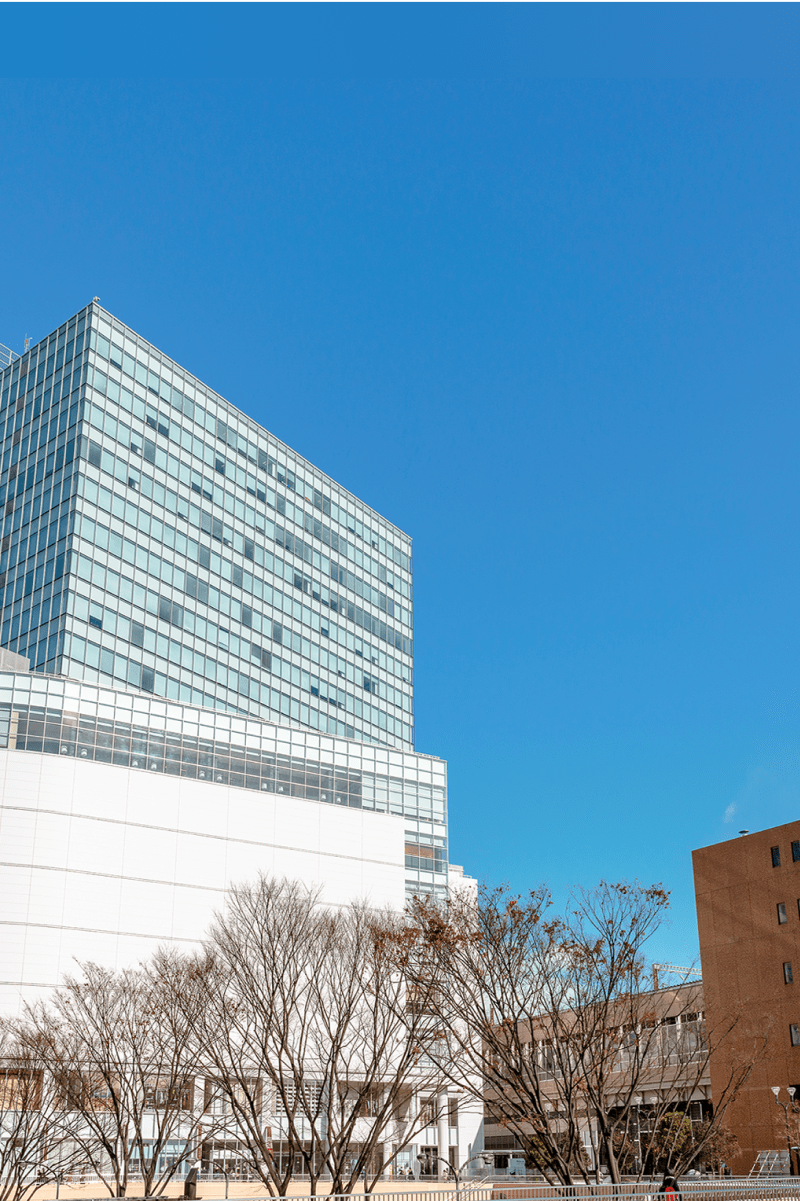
[{"left": 694, "top": 821, "right": 800, "bottom": 1173}]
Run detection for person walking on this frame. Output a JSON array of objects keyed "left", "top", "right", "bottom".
[{"left": 659, "top": 1176, "right": 682, "bottom": 1200}]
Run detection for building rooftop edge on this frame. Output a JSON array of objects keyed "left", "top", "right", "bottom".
[
  {"left": 692, "top": 818, "right": 800, "bottom": 856},
  {"left": 4, "top": 301, "right": 413, "bottom": 545},
  {"left": 85, "top": 301, "right": 414, "bottom": 546}
]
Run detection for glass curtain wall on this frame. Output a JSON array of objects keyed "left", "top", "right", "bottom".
[{"left": 0, "top": 304, "right": 414, "bottom": 752}]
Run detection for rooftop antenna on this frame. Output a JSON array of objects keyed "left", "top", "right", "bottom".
[
  {"left": 652, "top": 962, "right": 700, "bottom": 991},
  {"left": 23, "top": 335, "right": 30, "bottom": 351}
]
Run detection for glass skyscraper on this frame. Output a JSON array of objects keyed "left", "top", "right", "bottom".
[
  {"left": 0, "top": 300, "right": 415, "bottom": 751},
  {"left": 0, "top": 299, "right": 474, "bottom": 1025}
]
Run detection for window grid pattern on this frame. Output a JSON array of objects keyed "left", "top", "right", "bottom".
[
  {"left": 0, "top": 672, "right": 447, "bottom": 899},
  {"left": 0, "top": 308, "right": 88, "bottom": 674},
  {"left": 0, "top": 305, "right": 415, "bottom": 752}
]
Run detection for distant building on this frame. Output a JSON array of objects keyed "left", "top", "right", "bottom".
[
  {"left": 478, "top": 980, "right": 711, "bottom": 1174},
  {"left": 447, "top": 863, "right": 478, "bottom": 901},
  {"left": 694, "top": 821, "right": 800, "bottom": 1173}
]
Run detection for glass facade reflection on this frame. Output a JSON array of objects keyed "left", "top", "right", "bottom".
[
  {"left": 0, "top": 671, "right": 448, "bottom": 898},
  {"left": 0, "top": 302, "right": 414, "bottom": 752}
]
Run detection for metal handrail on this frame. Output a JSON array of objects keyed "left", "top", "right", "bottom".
[
  {"left": 43, "top": 1179, "right": 800, "bottom": 1200},
  {"left": 228, "top": 1184, "right": 800, "bottom": 1201}
]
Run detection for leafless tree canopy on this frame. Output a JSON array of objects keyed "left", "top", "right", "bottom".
[
  {"left": 20, "top": 961, "right": 216, "bottom": 1197},
  {"left": 166, "top": 876, "right": 452, "bottom": 1196},
  {"left": 393, "top": 880, "right": 762, "bottom": 1185},
  {"left": 1, "top": 873, "right": 763, "bottom": 1194},
  {"left": 0, "top": 1022, "right": 87, "bottom": 1201}
]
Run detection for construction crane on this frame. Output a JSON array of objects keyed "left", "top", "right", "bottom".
[{"left": 651, "top": 963, "right": 700, "bottom": 990}]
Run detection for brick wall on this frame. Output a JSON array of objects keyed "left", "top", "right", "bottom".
[{"left": 694, "top": 822, "right": 800, "bottom": 1172}]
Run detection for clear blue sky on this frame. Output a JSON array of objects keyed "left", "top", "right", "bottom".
[{"left": 2, "top": 4, "right": 799, "bottom": 964}]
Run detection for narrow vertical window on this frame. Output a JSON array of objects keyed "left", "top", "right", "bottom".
[
  {"left": 785, "top": 963, "right": 794, "bottom": 985},
  {"left": 791, "top": 1025, "right": 800, "bottom": 1047},
  {"left": 793, "top": 841, "right": 800, "bottom": 863},
  {"left": 773, "top": 847, "right": 782, "bottom": 868},
  {"left": 778, "top": 903, "right": 788, "bottom": 924}
]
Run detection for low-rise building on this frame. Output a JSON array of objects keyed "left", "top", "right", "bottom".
[
  {"left": 479, "top": 980, "right": 711, "bottom": 1177},
  {"left": 694, "top": 821, "right": 800, "bottom": 1174}
]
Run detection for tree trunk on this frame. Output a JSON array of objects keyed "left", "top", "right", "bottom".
[{"left": 600, "top": 1125, "right": 622, "bottom": 1185}]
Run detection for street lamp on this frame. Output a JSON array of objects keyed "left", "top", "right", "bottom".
[
  {"left": 771, "top": 1086, "right": 797, "bottom": 1175},
  {"left": 431, "top": 1152, "right": 493, "bottom": 1201}
]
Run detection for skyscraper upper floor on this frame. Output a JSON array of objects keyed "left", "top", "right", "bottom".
[{"left": 0, "top": 301, "right": 414, "bottom": 752}]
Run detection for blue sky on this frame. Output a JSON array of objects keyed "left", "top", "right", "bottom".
[{"left": 1, "top": 4, "right": 799, "bottom": 964}]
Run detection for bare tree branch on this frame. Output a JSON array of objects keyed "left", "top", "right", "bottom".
[
  {"left": 166, "top": 876, "right": 452, "bottom": 1196},
  {"left": 393, "top": 880, "right": 764, "bottom": 1185},
  {"left": 22, "top": 961, "right": 219, "bottom": 1197},
  {"left": 0, "top": 1022, "right": 87, "bottom": 1201}
]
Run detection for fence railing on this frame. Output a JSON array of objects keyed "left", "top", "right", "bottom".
[
  {"left": 483, "top": 1186, "right": 800, "bottom": 1201},
  {"left": 42, "top": 1178, "right": 800, "bottom": 1200},
  {"left": 225, "top": 1183, "right": 800, "bottom": 1201}
]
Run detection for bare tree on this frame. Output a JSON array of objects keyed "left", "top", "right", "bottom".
[
  {"left": 164, "top": 880, "right": 319, "bottom": 1198},
  {"left": 395, "top": 883, "right": 581, "bottom": 1185},
  {"left": 0, "top": 1022, "right": 85, "bottom": 1201},
  {"left": 396, "top": 881, "right": 763, "bottom": 1185},
  {"left": 296, "top": 896, "right": 450, "bottom": 1194},
  {"left": 169, "top": 876, "right": 452, "bottom": 1196},
  {"left": 549, "top": 882, "right": 762, "bottom": 1182},
  {"left": 23, "top": 960, "right": 218, "bottom": 1197}
]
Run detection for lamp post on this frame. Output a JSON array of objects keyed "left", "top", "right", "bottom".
[
  {"left": 771, "top": 1086, "right": 797, "bottom": 1174},
  {"left": 432, "top": 1152, "right": 494, "bottom": 1201}
]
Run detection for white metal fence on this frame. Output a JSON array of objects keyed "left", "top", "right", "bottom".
[
  {"left": 45, "top": 1179, "right": 800, "bottom": 1200},
  {"left": 226, "top": 1184, "right": 800, "bottom": 1201}
]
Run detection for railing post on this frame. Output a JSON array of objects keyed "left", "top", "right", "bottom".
[{"left": 193, "top": 1176, "right": 800, "bottom": 1201}]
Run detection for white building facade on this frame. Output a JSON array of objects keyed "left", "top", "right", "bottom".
[
  {"left": 0, "top": 302, "right": 481, "bottom": 1175},
  {"left": 0, "top": 668, "right": 450, "bottom": 1012},
  {"left": 0, "top": 666, "right": 482, "bottom": 1180}
]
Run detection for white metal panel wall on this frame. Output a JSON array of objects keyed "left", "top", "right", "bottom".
[{"left": 0, "top": 748, "right": 406, "bottom": 1014}]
